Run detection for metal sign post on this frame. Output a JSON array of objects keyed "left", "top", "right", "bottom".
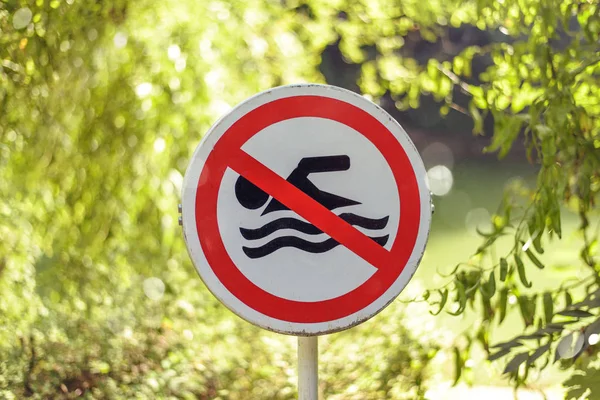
[{"left": 298, "top": 336, "right": 318, "bottom": 400}]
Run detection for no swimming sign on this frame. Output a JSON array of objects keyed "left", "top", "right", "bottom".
[{"left": 181, "top": 84, "right": 431, "bottom": 335}]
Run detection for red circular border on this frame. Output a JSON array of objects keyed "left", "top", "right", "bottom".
[{"left": 195, "top": 95, "right": 421, "bottom": 323}]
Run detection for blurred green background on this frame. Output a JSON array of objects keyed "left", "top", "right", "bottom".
[{"left": 1, "top": 0, "right": 598, "bottom": 398}]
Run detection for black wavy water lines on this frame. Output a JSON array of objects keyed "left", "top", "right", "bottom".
[
  {"left": 240, "top": 213, "right": 389, "bottom": 258},
  {"left": 240, "top": 213, "right": 389, "bottom": 240},
  {"left": 242, "top": 235, "right": 389, "bottom": 259}
]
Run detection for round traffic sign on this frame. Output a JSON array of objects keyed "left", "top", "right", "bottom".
[{"left": 181, "top": 84, "right": 431, "bottom": 335}]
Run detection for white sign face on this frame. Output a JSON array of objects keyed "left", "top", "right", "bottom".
[{"left": 181, "top": 84, "right": 431, "bottom": 335}]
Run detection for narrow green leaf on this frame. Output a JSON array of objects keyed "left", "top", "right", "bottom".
[
  {"left": 525, "top": 249, "right": 545, "bottom": 269},
  {"left": 476, "top": 226, "right": 497, "bottom": 238},
  {"left": 492, "top": 339, "right": 523, "bottom": 350},
  {"left": 514, "top": 332, "right": 545, "bottom": 341},
  {"left": 498, "top": 288, "right": 509, "bottom": 324},
  {"left": 488, "top": 348, "right": 511, "bottom": 361},
  {"left": 499, "top": 258, "right": 508, "bottom": 282},
  {"left": 438, "top": 263, "right": 461, "bottom": 278},
  {"left": 552, "top": 204, "right": 562, "bottom": 238},
  {"left": 430, "top": 289, "right": 448, "bottom": 316},
  {"left": 453, "top": 347, "right": 462, "bottom": 385},
  {"left": 487, "top": 271, "right": 496, "bottom": 298},
  {"left": 565, "top": 291, "right": 573, "bottom": 308},
  {"left": 585, "top": 318, "right": 600, "bottom": 336},
  {"left": 503, "top": 352, "right": 529, "bottom": 374},
  {"left": 530, "top": 294, "right": 539, "bottom": 326},
  {"left": 480, "top": 283, "right": 490, "bottom": 301},
  {"left": 477, "top": 236, "right": 497, "bottom": 254},
  {"left": 547, "top": 321, "right": 578, "bottom": 329},
  {"left": 518, "top": 295, "right": 535, "bottom": 327},
  {"left": 449, "top": 280, "right": 467, "bottom": 316},
  {"left": 469, "top": 101, "right": 484, "bottom": 134},
  {"left": 538, "top": 325, "right": 563, "bottom": 334},
  {"left": 515, "top": 254, "right": 532, "bottom": 288},
  {"left": 532, "top": 233, "right": 544, "bottom": 254},
  {"left": 481, "top": 291, "right": 493, "bottom": 320},
  {"left": 527, "top": 343, "right": 551, "bottom": 366},
  {"left": 476, "top": 325, "right": 489, "bottom": 352},
  {"left": 584, "top": 297, "right": 600, "bottom": 309},
  {"left": 543, "top": 292, "right": 554, "bottom": 324},
  {"left": 558, "top": 309, "right": 594, "bottom": 318}
]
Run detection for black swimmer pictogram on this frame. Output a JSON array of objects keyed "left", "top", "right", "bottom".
[{"left": 235, "top": 155, "right": 389, "bottom": 258}]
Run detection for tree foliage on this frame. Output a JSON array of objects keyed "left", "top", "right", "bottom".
[
  {"left": 364, "top": 0, "right": 600, "bottom": 395},
  {"left": 0, "top": 0, "right": 438, "bottom": 397},
  {"left": 1, "top": 0, "right": 599, "bottom": 397}
]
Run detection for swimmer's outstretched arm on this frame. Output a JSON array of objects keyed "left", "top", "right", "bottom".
[{"left": 296, "top": 155, "right": 350, "bottom": 174}]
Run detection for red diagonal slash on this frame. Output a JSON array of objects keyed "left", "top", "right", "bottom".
[{"left": 228, "top": 149, "right": 393, "bottom": 270}]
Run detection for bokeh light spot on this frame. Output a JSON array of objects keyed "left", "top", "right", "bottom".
[
  {"left": 13, "top": 8, "right": 32, "bottom": 30},
  {"left": 168, "top": 169, "right": 183, "bottom": 192},
  {"left": 426, "top": 165, "right": 453, "bottom": 196},
  {"left": 154, "top": 138, "right": 166, "bottom": 153},
  {"left": 169, "top": 77, "right": 181, "bottom": 91},
  {"left": 175, "top": 58, "right": 186, "bottom": 72},
  {"left": 168, "top": 44, "right": 181, "bottom": 60},
  {"left": 6, "top": 130, "right": 17, "bottom": 142},
  {"left": 135, "top": 82, "right": 152, "bottom": 97},
  {"left": 114, "top": 32, "right": 128, "bottom": 48},
  {"left": 87, "top": 29, "right": 98, "bottom": 41},
  {"left": 127, "top": 135, "right": 138, "bottom": 148},
  {"left": 210, "top": 100, "right": 232, "bottom": 116},
  {"left": 422, "top": 142, "right": 454, "bottom": 169},
  {"left": 183, "top": 329, "right": 194, "bottom": 340},
  {"left": 143, "top": 277, "right": 165, "bottom": 301},
  {"left": 114, "top": 115, "right": 125, "bottom": 129},
  {"left": 60, "top": 40, "right": 71, "bottom": 52},
  {"left": 141, "top": 99, "right": 152, "bottom": 112},
  {"left": 465, "top": 208, "right": 491, "bottom": 233},
  {"left": 249, "top": 37, "right": 268, "bottom": 58}
]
